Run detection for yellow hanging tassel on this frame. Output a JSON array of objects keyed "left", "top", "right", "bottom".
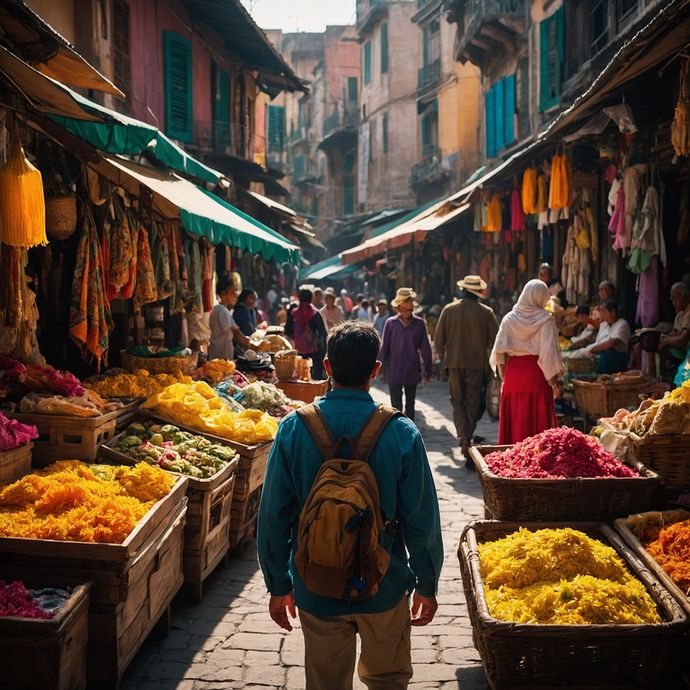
[{"left": 0, "top": 130, "right": 46, "bottom": 247}]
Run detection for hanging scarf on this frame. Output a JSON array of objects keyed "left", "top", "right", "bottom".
[
  {"left": 69, "top": 209, "right": 114, "bottom": 371},
  {"left": 487, "top": 194, "right": 503, "bottom": 232},
  {"left": 522, "top": 168, "right": 537, "bottom": 214},
  {"left": 511, "top": 188, "right": 525, "bottom": 231},
  {"left": 133, "top": 221, "right": 158, "bottom": 311}
]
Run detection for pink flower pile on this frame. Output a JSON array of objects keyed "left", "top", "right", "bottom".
[
  {"left": 0, "top": 581, "right": 52, "bottom": 619},
  {"left": 485, "top": 427, "right": 638, "bottom": 479},
  {"left": 0, "top": 411, "right": 38, "bottom": 451}
]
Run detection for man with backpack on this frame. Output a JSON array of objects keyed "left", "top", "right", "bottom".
[{"left": 257, "top": 321, "right": 443, "bottom": 690}]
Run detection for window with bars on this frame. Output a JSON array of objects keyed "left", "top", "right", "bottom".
[
  {"left": 423, "top": 17, "right": 441, "bottom": 67},
  {"left": 112, "top": 0, "right": 131, "bottom": 100},
  {"left": 268, "top": 105, "right": 285, "bottom": 153},
  {"left": 617, "top": 0, "right": 638, "bottom": 25}
]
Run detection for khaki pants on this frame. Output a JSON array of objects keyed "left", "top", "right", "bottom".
[
  {"left": 299, "top": 596, "right": 413, "bottom": 690},
  {"left": 448, "top": 367, "right": 484, "bottom": 441}
]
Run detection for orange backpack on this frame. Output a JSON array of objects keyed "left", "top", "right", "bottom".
[{"left": 295, "top": 402, "right": 400, "bottom": 601}]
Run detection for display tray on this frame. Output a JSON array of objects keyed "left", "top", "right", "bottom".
[
  {"left": 615, "top": 510, "right": 690, "bottom": 618},
  {"left": 6, "top": 410, "right": 118, "bottom": 465},
  {"left": 469, "top": 445, "right": 662, "bottom": 522},
  {"left": 458, "top": 520, "right": 687, "bottom": 690},
  {"left": 99, "top": 429, "right": 239, "bottom": 491},
  {"left": 0, "top": 581, "right": 91, "bottom": 690},
  {"left": 0, "top": 442, "right": 33, "bottom": 486}
]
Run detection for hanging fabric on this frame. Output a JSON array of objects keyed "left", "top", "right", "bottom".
[
  {"left": 511, "top": 188, "right": 525, "bottom": 231},
  {"left": 133, "top": 220, "right": 158, "bottom": 311},
  {"left": 487, "top": 193, "right": 503, "bottom": 232},
  {"left": 69, "top": 208, "right": 114, "bottom": 371},
  {"left": 522, "top": 168, "right": 537, "bottom": 214},
  {"left": 0, "top": 129, "right": 46, "bottom": 247},
  {"left": 550, "top": 151, "right": 572, "bottom": 210},
  {"left": 610, "top": 187, "right": 627, "bottom": 251}
]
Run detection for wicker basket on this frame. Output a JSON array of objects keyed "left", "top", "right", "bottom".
[
  {"left": 120, "top": 350, "right": 199, "bottom": 375},
  {"left": 615, "top": 510, "right": 690, "bottom": 618},
  {"left": 274, "top": 349, "right": 297, "bottom": 381},
  {"left": 470, "top": 445, "right": 662, "bottom": 521},
  {"left": 564, "top": 354, "right": 597, "bottom": 375},
  {"left": 573, "top": 378, "right": 653, "bottom": 419},
  {"left": 45, "top": 193, "right": 77, "bottom": 240},
  {"left": 629, "top": 432, "right": 690, "bottom": 487},
  {"left": 458, "top": 520, "right": 687, "bottom": 690}
]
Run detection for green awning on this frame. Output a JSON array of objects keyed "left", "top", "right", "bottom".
[
  {"left": 99, "top": 155, "right": 300, "bottom": 264},
  {"left": 300, "top": 254, "right": 348, "bottom": 280}
]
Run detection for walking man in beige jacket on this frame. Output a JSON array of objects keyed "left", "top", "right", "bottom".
[{"left": 434, "top": 276, "right": 499, "bottom": 467}]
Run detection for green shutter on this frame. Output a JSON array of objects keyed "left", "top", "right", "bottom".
[
  {"left": 421, "top": 114, "right": 428, "bottom": 149},
  {"left": 539, "top": 9, "right": 564, "bottom": 111},
  {"left": 383, "top": 113, "right": 388, "bottom": 154},
  {"left": 348, "top": 76, "right": 358, "bottom": 102},
  {"left": 364, "top": 41, "right": 371, "bottom": 85},
  {"left": 485, "top": 87, "right": 496, "bottom": 158},
  {"left": 381, "top": 23, "right": 388, "bottom": 74},
  {"left": 164, "top": 31, "right": 192, "bottom": 142},
  {"left": 517, "top": 56, "right": 530, "bottom": 139},
  {"left": 504, "top": 75, "right": 516, "bottom": 145},
  {"left": 268, "top": 105, "right": 285, "bottom": 150},
  {"left": 494, "top": 80, "right": 505, "bottom": 151},
  {"left": 214, "top": 65, "right": 229, "bottom": 147}
]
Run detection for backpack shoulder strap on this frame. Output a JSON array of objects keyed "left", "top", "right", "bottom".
[
  {"left": 353, "top": 405, "right": 401, "bottom": 463},
  {"left": 296, "top": 403, "right": 337, "bottom": 462}
]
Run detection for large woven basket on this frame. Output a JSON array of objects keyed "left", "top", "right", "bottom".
[
  {"left": 470, "top": 445, "right": 662, "bottom": 521},
  {"left": 629, "top": 432, "right": 690, "bottom": 487},
  {"left": 274, "top": 349, "right": 297, "bottom": 381},
  {"left": 564, "top": 354, "right": 597, "bottom": 375},
  {"left": 458, "top": 520, "right": 687, "bottom": 690},
  {"left": 120, "top": 350, "right": 199, "bottom": 375},
  {"left": 615, "top": 510, "right": 690, "bottom": 618},
  {"left": 573, "top": 378, "right": 653, "bottom": 419},
  {"left": 45, "top": 193, "right": 77, "bottom": 239}
]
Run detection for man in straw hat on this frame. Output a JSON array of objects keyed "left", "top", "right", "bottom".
[
  {"left": 434, "top": 276, "right": 499, "bottom": 467},
  {"left": 379, "top": 287, "right": 433, "bottom": 422}
]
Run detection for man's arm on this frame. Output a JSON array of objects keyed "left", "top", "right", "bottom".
[
  {"left": 661, "top": 328, "right": 690, "bottom": 349},
  {"left": 397, "top": 428, "right": 444, "bottom": 623},
  {"left": 434, "top": 310, "right": 446, "bottom": 358},
  {"left": 379, "top": 319, "right": 392, "bottom": 380},
  {"left": 419, "top": 323, "right": 433, "bottom": 382}
]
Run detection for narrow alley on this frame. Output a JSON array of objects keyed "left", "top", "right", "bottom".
[{"left": 121, "top": 379, "right": 495, "bottom": 690}]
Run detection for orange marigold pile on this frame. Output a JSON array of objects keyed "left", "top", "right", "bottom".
[
  {"left": 643, "top": 519, "right": 690, "bottom": 593},
  {"left": 0, "top": 460, "right": 173, "bottom": 543}
]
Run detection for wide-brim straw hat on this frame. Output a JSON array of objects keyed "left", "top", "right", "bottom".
[
  {"left": 457, "top": 275, "right": 487, "bottom": 298},
  {"left": 391, "top": 287, "right": 417, "bottom": 307},
  {"left": 324, "top": 287, "right": 337, "bottom": 297}
]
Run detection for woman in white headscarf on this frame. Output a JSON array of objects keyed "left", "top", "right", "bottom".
[{"left": 490, "top": 279, "right": 563, "bottom": 444}]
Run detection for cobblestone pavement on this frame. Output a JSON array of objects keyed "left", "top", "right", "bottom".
[{"left": 122, "top": 379, "right": 496, "bottom": 690}]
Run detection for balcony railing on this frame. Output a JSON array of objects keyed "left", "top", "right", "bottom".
[
  {"left": 418, "top": 60, "right": 441, "bottom": 90},
  {"left": 357, "top": 0, "right": 387, "bottom": 34},
  {"left": 323, "top": 100, "right": 359, "bottom": 137},
  {"left": 192, "top": 121, "right": 254, "bottom": 159},
  {"left": 458, "top": 0, "right": 525, "bottom": 61},
  {"left": 290, "top": 124, "right": 309, "bottom": 144},
  {"left": 410, "top": 145, "right": 447, "bottom": 187}
]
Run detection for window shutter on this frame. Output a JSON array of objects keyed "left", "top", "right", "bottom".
[
  {"left": 485, "top": 87, "right": 496, "bottom": 159},
  {"left": 503, "top": 75, "right": 516, "bottom": 145},
  {"left": 421, "top": 115, "right": 428, "bottom": 149},
  {"left": 539, "top": 10, "right": 564, "bottom": 111},
  {"left": 517, "top": 56, "right": 530, "bottom": 140},
  {"left": 381, "top": 23, "right": 388, "bottom": 74},
  {"left": 494, "top": 79, "right": 505, "bottom": 151},
  {"left": 268, "top": 105, "right": 285, "bottom": 150},
  {"left": 348, "top": 76, "right": 358, "bottom": 102},
  {"left": 382, "top": 113, "right": 388, "bottom": 154},
  {"left": 165, "top": 31, "right": 193, "bottom": 142},
  {"left": 364, "top": 41, "right": 371, "bottom": 85}
]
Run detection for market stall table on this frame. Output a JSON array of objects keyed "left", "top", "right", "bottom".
[{"left": 0, "top": 441, "right": 33, "bottom": 485}]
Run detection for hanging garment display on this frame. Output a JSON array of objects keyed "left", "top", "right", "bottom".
[
  {"left": 69, "top": 210, "right": 114, "bottom": 371},
  {"left": 473, "top": 201, "right": 482, "bottom": 232},
  {"left": 623, "top": 164, "right": 644, "bottom": 247},
  {"left": 672, "top": 59, "right": 690, "bottom": 157},
  {"left": 635, "top": 256, "right": 659, "bottom": 327},
  {"left": 108, "top": 198, "right": 133, "bottom": 298},
  {"left": 609, "top": 187, "right": 627, "bottom": 251},
  {"left": 202, "top": 241, "right": 215, "bottom": 313},
  {"left": 187, "top": 239, "right": 203, "bottom": 314},
  {"left": 487, "top": 194, "right": 503, "bottom": 232},
  {"left": 0, "top": 130, "right": 46, "bottom": 248},
  {"left": 561, "top": 222, "right": 591, "bottom": 305},
  {"left": 133, "top": 221, "right": 158, "bottom": 312},
  {"left": 629, "top": 185, "right": 666, "bottom": 272},
  {"left": 522, "top": 168, "right": 537, "bottom": 214},
  {"left": 549, "top": 152, "right": 573, "bottom": 210},
  {"left": 153, "top": 223, "right": 173, "bottom": 301},
  {"left": 511, "top": 188, "right": 525, "bottom": 231}
]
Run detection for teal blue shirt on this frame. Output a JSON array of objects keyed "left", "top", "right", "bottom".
[{"left": 257, "top": 388, "right": 444, "bottom": 616}]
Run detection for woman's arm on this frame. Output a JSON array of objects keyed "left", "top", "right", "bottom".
[{"left": 589, "top": 338, "right": 624, "bottom": 354}]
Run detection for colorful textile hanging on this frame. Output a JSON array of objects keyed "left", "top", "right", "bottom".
[
  {"left": 537, "top": 175, "right": 548, "bottom": 214},
  {"left": 108, "top": 199, "right": 133, "bottom": 299},
  {"left": 550, "top": 153, "right": 573, "bottom": 210},
  {"left": 522, "top": 168, "right": 537, "bottom": 214},
  {"left": 69, "top": 210, "right": 114, "bottom": 371},
  {"left": 487, "top": 194, "right": 503, "bottom": 232},
  {"left": 0, "top": 131, "right": 46, "bottom": 247},
  {"left": 511, "top": 188, "right": 525, "bottom": 231},
  {"left": 133, "top": 222, "right": 158, "bottom": 311}
]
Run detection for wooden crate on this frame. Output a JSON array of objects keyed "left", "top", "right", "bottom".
[
  {"left": 275, "top": 379, "right": 328, "bottom": 403},
  {"left": 0, "top": 475, "right": 188, "bottom": 687},
  {"left": 7, "top": 411, "right": 118, "bottom": 465},
  {"left": 0, "top": 442, "right": 32, "bottom": 485},
  {"left": 229, "top": 486, "right": 262, "bottom": 550},
  {"left": 233, "top": 442, "right": 271, "bottom": 502},
  {"left": 111, "top": 398, "right": 144, "bottom": 433},
  {"left": 0, "top": 581, "right": 91, "bottom": 690}
]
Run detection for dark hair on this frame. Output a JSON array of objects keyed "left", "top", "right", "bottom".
[
  {"left": 461, "top": 289, "right": 479, "bottom": 300},
  {"left": 238, "top": 288, "right": 257, "bottom": 304},
  {"left": 538, "top": 263, "right": 553, "bottom": 278},
  {"left": 298, "top": 288, "right": 313, "bottom": 303},
  {"left": 576, "top": 304, "right": 589, "bottom": 316},
  {"left": 216, "top": 276, "right": 235, "bottom": 296},
  {"left": 602, "top": 299, "right": 618, "bottom": 314},
  {"left": 361, "top": 299, "right": 369, "bottom": 307},
  {"left": 356, "top": 293, "right": 365, "bottom": 302},
  {"left": 326, "top": 321, "right": 380, "bottom": 387}
]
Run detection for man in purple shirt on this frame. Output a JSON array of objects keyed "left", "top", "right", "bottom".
[{"left": 379, "top": 287, "right": 433, "bottom": 422}]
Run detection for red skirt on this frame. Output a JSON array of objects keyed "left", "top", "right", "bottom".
[{"left": 498, "top": 355, "right": 558, "bottom": 445}]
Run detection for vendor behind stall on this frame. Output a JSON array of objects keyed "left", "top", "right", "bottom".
[
  {"left": 659, "top": 282, "right": 690, "bottom": 364},
  {"left": 209, "top": 276, "right": 253, "bottom": 361},
  {"left": 583, "top": 300, "right": 631, "bottom": 374},
  {"left": 233, "top": 288, "right": 259, "bottom": 337}
]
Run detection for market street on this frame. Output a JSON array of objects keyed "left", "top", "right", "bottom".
[{"left": 121, "top": 379, "right": 495, "bottom": 690}]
